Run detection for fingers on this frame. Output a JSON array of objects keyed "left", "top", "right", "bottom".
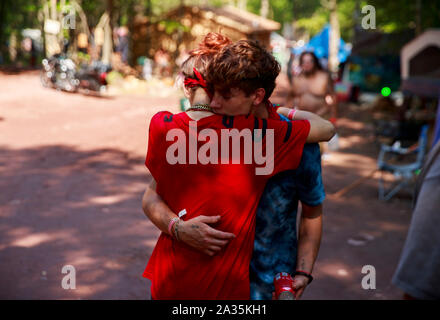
[
  {"left": 207, "top": 228, "right": 236, "bottom": 240},
  {"left": 294, "top": 288, "right": 304, "bottom": 300},
  {"left": 197, "top": 215, "right": 221, "bottom": 224},
  {"left": 191, "top": 216, "right": 235, "bottom": 240},
  {"left": 292, "top": 278, "right": 306, "bottom": 300},
  {"left": 206, "top": 238, "right": 229, "bottom": 247},
  {"left": 209, "top": 245, "right": 221, "bottom": 251},
  {"left": 203, "top": 245, "right": 223, "bottom": 256}
]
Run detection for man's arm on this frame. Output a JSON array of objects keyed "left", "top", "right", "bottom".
[
  {"left": 142, "top": 179, "right": 235, "bottom": 256},
  {"left": 142, "top": 179, "right": 177, "bottom": 235},
  {"left": 292, "top": 203, "right": 323, "bottom": 299},
  {"left": 277, "top": 107, "right": 335, "bottom": 142}
]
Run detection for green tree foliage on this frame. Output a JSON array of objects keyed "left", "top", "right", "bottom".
[
  {"left": 366, "top": 0, "right": 440, "bottom": 33},
  {"left": 1, "top": 0, "right": 440, "bottom": 64},
  {"left": 0, "top": 0, "right": 43, "bottom": 62},
  {"left": 246, "top": 0, "right": 440, "bottom": 41}
]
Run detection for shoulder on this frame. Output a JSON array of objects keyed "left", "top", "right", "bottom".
[
  {"left": 150, "top": 110, "right": 180, "bottom": 126},
  {"left": 149, "top": 111, "right": 176, "bottom": 136},
  {"left": 151, "top": 111, "right": 174, "bottom": 123}
]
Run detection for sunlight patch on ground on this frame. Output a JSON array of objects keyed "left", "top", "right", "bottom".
[
  {"left": 317, "top": 261, "right": 356, "bottom": 280},
  {"left": 324, "top": 152, "right": 375, "bottom": 173},
  {"left": 89, "top": 194, "right": 132, "bottom": 205},
  {"left": 11, "top": 233, "right": 54, "bottom": 248}
]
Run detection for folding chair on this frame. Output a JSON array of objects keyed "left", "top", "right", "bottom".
[{"left": 377, "top": 124, "right": 429, "bottom": 201}]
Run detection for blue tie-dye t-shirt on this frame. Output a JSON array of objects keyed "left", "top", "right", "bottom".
[{"left": 250, "top": 112, "right": 325, "bottom": 300}]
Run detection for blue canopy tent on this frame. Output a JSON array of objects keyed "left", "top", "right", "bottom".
[{"left": 293, "top": 24, "right": 351, "bottom": 63}]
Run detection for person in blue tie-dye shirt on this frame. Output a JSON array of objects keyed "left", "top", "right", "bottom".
[
  {"left": 250, "top": 136, "right": 324, "bottom": 299},
  {"left": 247, "top": 105, "right": 325, "bottom": 300}
]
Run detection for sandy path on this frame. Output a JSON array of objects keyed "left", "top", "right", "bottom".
[{"left": 0, "top": 71, "right": 412, "bottom": 299}]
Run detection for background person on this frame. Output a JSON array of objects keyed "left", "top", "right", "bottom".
[
  {"left": 392, "top": 140, "right": 440, "bottom": 300},
  {"left": 289, "top": 51, "right": 337, "bottom": 122}
]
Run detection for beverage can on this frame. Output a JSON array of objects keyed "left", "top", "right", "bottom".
[{"left": 274, "top": 272, "right": 295, "bottom": 300}]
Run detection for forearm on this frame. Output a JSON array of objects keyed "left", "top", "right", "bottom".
[
  {"left": 277, "top": 107, "right": 323, "bottom": 124},
  {"left": 296, "top": 204, "right": 323, "bottom": 273},
  {"left": 277, "top": 107, "right": 335, "bottom": 142},
  {"left": 142, "top": 180, "right": 177, "bottom": 236},
  {"left": 141, "top": 179, "right": 235, "bottom": 256}
]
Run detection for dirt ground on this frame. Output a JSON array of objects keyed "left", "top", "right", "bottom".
[{"left": 0, "top": 70, "right": 413, "bottom": 299}]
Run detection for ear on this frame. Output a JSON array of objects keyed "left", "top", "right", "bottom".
[{"left": 252, "top": 88, "right": 266, "bottom": 105}]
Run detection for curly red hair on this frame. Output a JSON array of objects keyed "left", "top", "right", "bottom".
[{"left": 181, "top": 33, "right": 232, "bottom": 80}]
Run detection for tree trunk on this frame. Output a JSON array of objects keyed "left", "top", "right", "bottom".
[
  {"left": 145, "top": 0, "right": 152, "bottom": 17},
  {"left": 50, "top": 0, "right": 57, "bottom": 20},
  {"left": 127, "top": 0, "right": 136, "bottom": 66},
  {"left": 45, "top": 0, "right": 61, "bottom": 56},
  {"left": 0, "top": 0, "right": 8, "bottom": 59},
  {"left": 238, "top": 0, "right": 247, "bottom": 11},
  {"left": 416, "top": 0, "right": 421, "bottom": 35},
  {"left": 101, "top": 0, "right": 113, "bottom": 64},
  {"left": 260, "top": 0, "right": 269, "bottom": 18},
  {"left": 328, "top": 0, "right": 340, "bottom": 73}
]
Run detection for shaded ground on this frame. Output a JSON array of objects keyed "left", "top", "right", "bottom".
[{"left": 0, "top": 71, "right": 412, "bottom": 299}]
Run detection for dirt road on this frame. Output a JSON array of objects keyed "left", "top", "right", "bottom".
[{"left": 0, "top": 71, "right": 412, "bottom": 299}]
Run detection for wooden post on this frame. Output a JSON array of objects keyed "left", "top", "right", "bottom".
[
  {"left": 327, "top": 0, "right": 340, "bottom": 74},
  {"left": 260, "top": 0, "right": 269, "bottom": 18}
]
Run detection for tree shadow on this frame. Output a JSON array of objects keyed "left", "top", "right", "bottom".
[{"left": 0, "top": 144, "right": 158, "bottom": 299}]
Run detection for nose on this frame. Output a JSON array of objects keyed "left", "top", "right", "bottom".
[{"left": 210, "top": 93, "right": 222, "bottom": 110}]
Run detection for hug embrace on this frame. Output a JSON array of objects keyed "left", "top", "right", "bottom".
[{"left": 142, "top": 33, "right": 335, "bottom": 300}]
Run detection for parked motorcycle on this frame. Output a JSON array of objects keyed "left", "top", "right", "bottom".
[
  {"left": 75, "top": 61, "right": 111, "bottom": 95},
  {"left": 40, "top": 55, "right": 110, "bottom": 95},
  {"left": 41, "top": 54, "right": 78, "bottom": 92}
]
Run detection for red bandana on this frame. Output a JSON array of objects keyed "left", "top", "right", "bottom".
[{"left": 184, "top": 68, "right": 212, "bottom": 99}]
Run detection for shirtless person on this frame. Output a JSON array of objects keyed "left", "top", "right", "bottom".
[{"left": 289, "top": 51, "right": 337, "bottom": 122}]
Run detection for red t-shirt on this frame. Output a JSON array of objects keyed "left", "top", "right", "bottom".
[{"left": 143, "top": 111, "right": 310, "bottom": 299}]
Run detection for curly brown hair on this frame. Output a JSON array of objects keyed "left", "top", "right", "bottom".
[
  {"left": 181, "top": 32, "right": 232, "bottom": 80},
  {"left": 206, "top": 40, "right": 281, "bottom": 100}
]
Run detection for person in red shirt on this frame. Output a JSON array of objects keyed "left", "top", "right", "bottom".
[{"left": 143, "top": 38, "right": 335, "bottom": 299}]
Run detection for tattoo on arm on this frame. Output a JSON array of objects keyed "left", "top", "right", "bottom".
[{"left": 191, "top": 224, "right": 199, "bottom": 229}]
